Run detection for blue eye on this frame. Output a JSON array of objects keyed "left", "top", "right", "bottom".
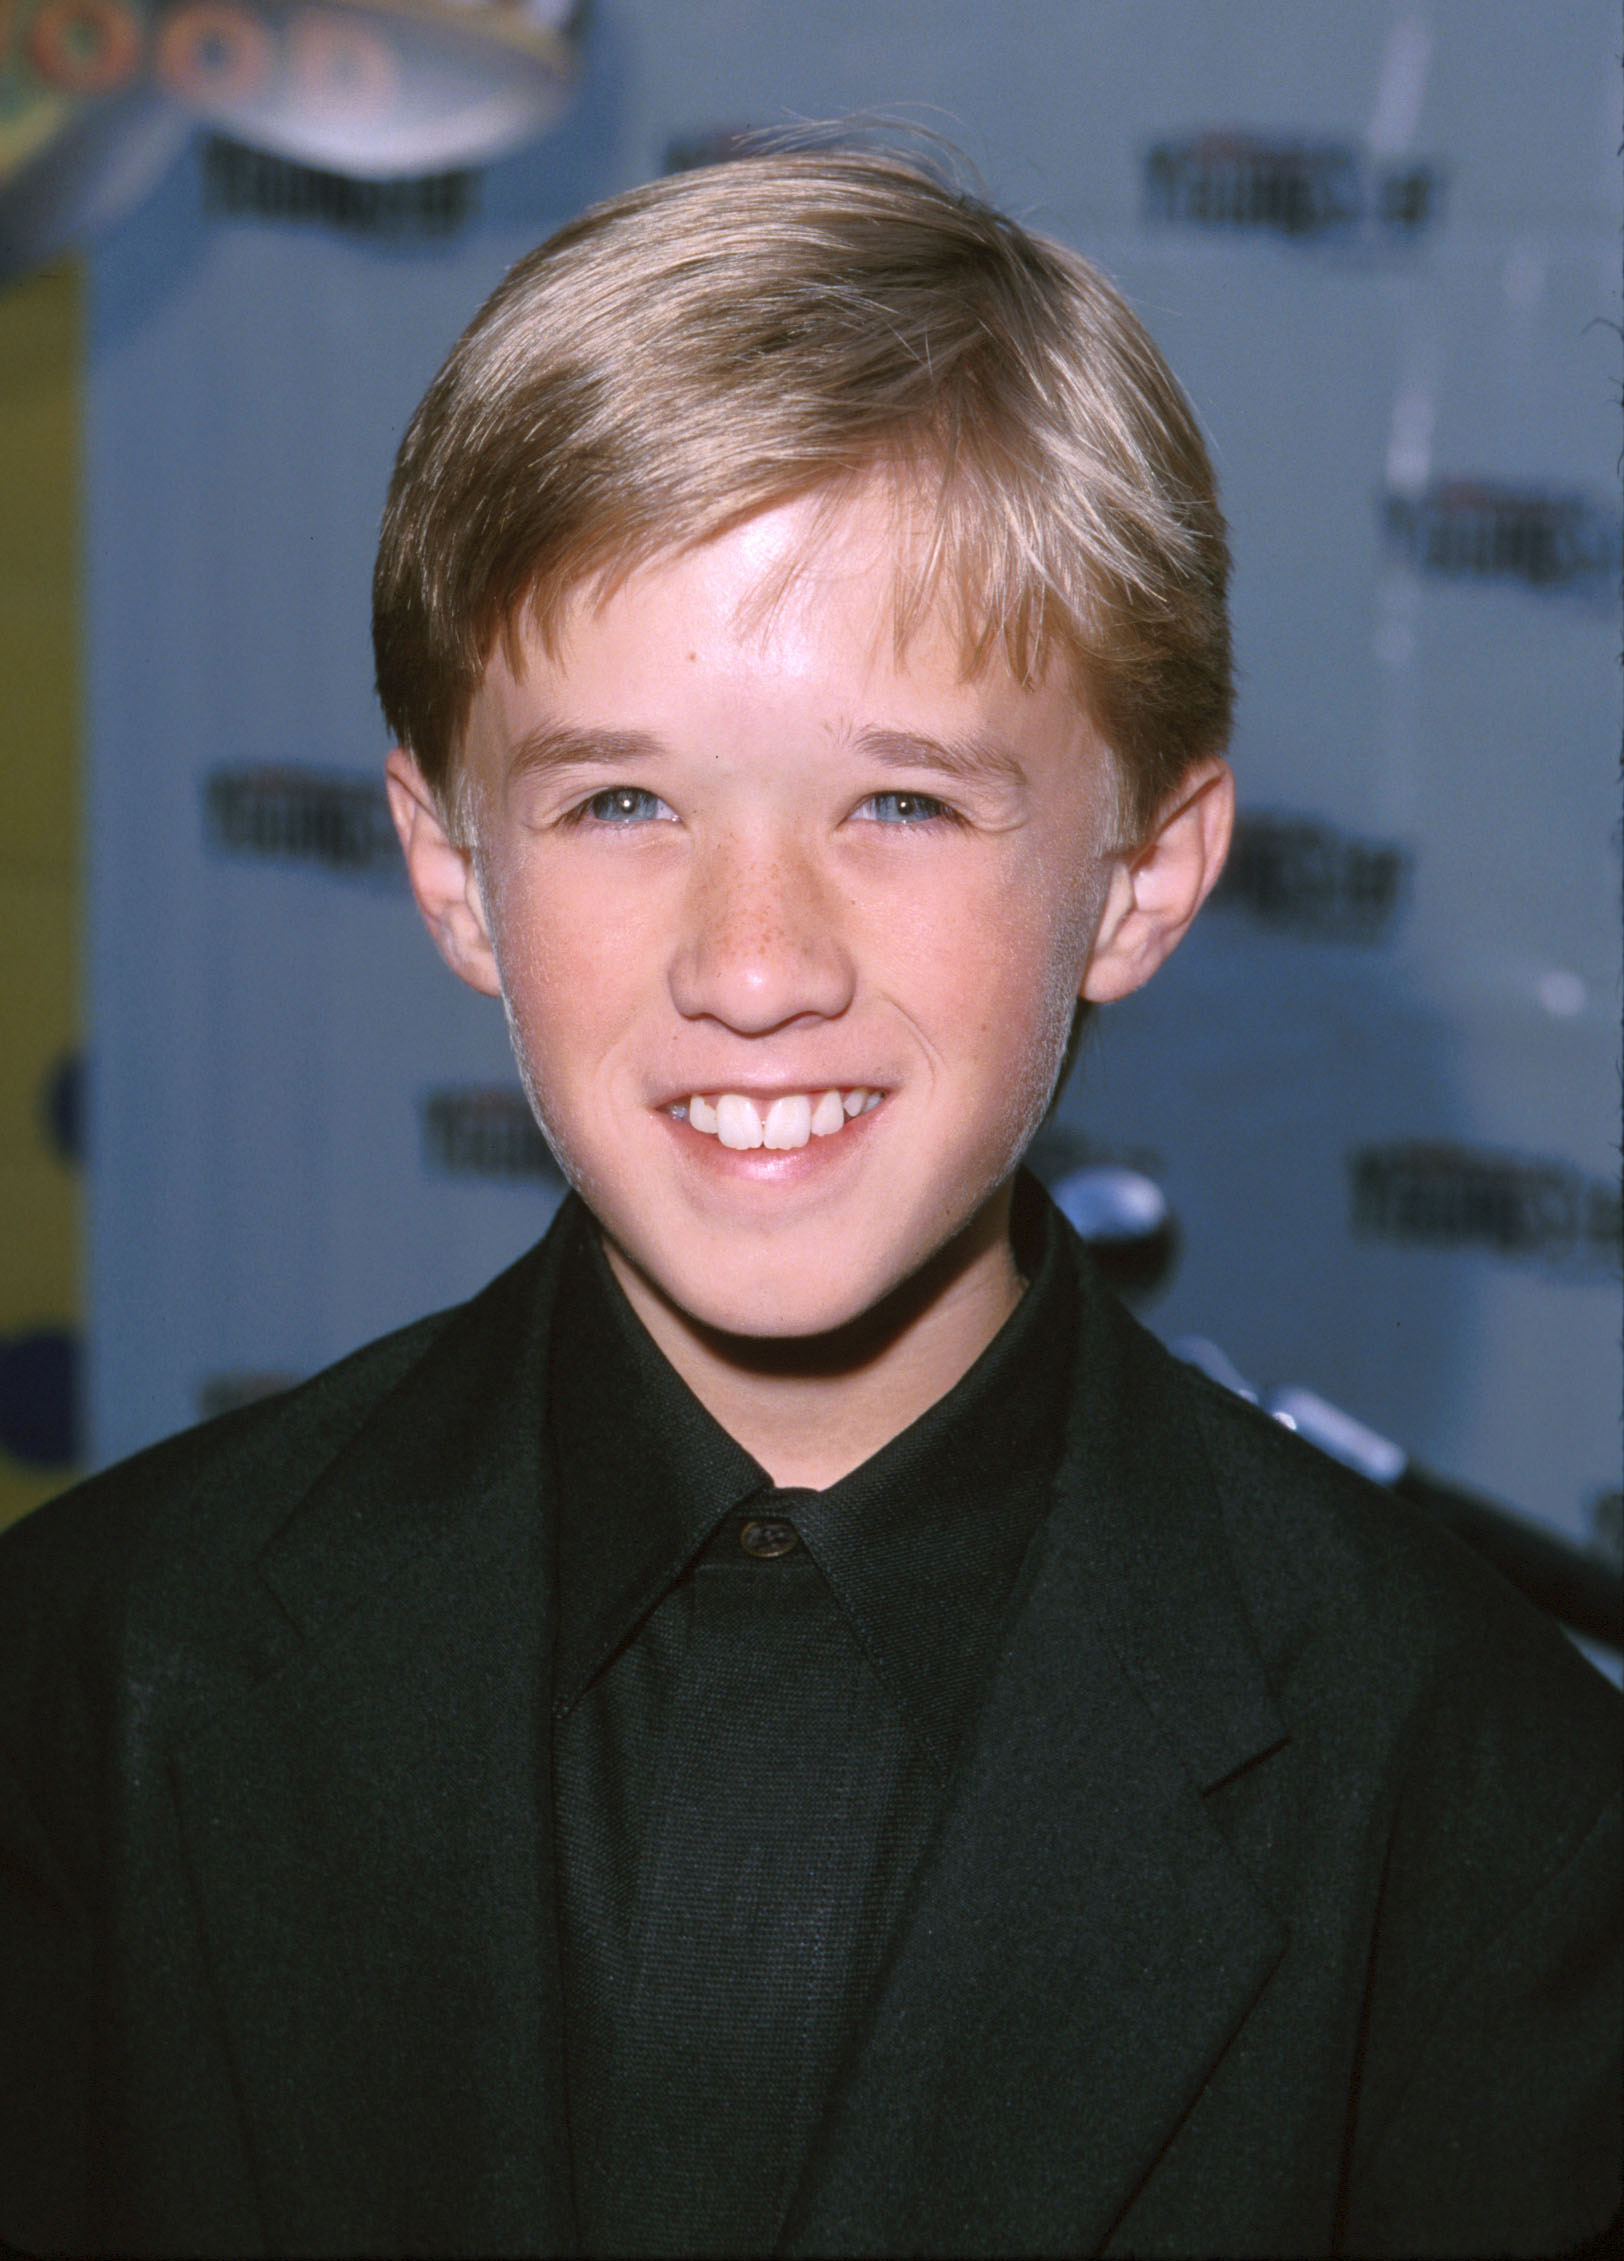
[
  {"left": 581, "top": 787, "right": 675, "bottom": 825},
  {"left": 860, "top": 791, "right": 955, "bottom": 824}
]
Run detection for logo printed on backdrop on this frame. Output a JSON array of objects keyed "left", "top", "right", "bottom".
[
  {"left": 203, "top": 132, "right": 475, "bottom": 233},
  {"left": 1349, "top": 1143, "right": 1623, "bottom": 1277},
  {"left": 1212, "top": 812, "right": 1409, "bottom": 943},
  {"left": 1382, "top": 481, "right": 1619, "bottom": 595},
  {"left": 203, "top": 764, "right": 405, "bottom": 884},
  {"left": 421, "top": 1086, "right": 565, "bottom": 1185},
  {"left": 1143, "top": 133, "right": 1442, "bottom": 241}
]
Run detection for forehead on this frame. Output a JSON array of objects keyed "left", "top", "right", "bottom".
[
  {"left": 479, "top": 487, "right": 1069, "bottom": 745},
  {"left": 459, "top": 504, "right": 1121, "bottom": 861}
]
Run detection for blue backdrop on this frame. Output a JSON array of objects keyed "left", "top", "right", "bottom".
[{"left": 85, "top": 0, "right": 1622, "bottom": 1562}]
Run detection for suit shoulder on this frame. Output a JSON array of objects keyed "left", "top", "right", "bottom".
[
  {"left": 1176, "top": 1347, "right": 1610, "bottom": 1683},
  {"left": 0, "top": 1300, "right": 459, "bottom": 1646},
  {"left": 0, "top": 1205, "right": 576, "bottom": 1674},
  {"left": 0, "top": 1215, "right": 574, "bottom": 1828},
  {"left": 1171, "top": 1344, "right": 1619, "bottom": 1828}
]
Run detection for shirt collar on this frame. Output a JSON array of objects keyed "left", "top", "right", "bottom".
[
  {"left": 547, "top": 1177, "right": 1079, "bottom": 1766},
  {"left": 547, "top": 1208, "right": 769, "bottom": 1710}
]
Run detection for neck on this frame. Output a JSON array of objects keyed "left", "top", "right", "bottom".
[{"left": 601, "top": 1186, "right": 1024, "bottom": 1489}]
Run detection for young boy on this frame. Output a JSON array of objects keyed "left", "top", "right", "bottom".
[{"left": 1, "top": 154, "right": 1617, "bottom": 2259}]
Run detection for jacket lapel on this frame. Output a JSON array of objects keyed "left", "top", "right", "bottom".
[
  {"left": 170, "top": 1230, "right": 577, "bottom": 2257},
  {"left": 166, "top": 1206, "right": 1286, "bottom": 2256},
  {"left": 784, "top": 1253, "right": 1290, "bottom": 2259}
]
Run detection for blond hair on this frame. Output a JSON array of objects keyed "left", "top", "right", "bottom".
[{"left": 373, "top": 150, "right": 1231, "bottom": 844}]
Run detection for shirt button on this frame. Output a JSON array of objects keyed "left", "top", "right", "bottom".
[{"left": 739, "top": 1516, "right": 800, "bottom": 1559}]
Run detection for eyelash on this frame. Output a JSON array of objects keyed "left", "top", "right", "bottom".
[
  {"left": 563, "top": 786, "right": 963, "bottom": 829},
  {"left": 856, "top": 791, "right": 961, "bottom": 826},
  {"left": 568, "top": 787, "right": 676, "bottom": 826}
]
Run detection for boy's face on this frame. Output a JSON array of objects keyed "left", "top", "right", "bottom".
[{"left": 405, "top": 490, "right": 1148, "bottom": 1342}]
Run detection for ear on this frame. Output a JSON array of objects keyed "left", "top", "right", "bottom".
[
  {"left": 1081, "top": 757, "right": 1234, "bottom": 1004},
  {"left": 385, "top": 750, "right": 503, "bottom": 998}
]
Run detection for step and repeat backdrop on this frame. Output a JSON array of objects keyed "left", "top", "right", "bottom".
[{"left": 71, "top": 0, "right": 1619, "bottom": 1555}]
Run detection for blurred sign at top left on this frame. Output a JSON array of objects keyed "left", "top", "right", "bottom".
[{"left": 0, "top": 0, "right": 582, "bottom": 276}]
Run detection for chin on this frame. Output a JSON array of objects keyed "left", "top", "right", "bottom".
[
  {"left": 639, "top": 1236, "right": 896, "bottom": 1345},
  {"left": 713, "top": 1281, "right": 887, "bottom": 1344}
]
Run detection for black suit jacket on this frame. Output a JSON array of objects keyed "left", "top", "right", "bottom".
[{"left": 1, "top": 1202, "right": 1618, "bottom": 2257}]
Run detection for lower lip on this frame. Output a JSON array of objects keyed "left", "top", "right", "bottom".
[{"left": 660, "top": 1101, "right": 884, "bottom": 1184}]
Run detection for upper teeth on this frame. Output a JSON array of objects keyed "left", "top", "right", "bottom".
[{"left": 680, "top": 1088, "right": 882, "bottom": 1150}]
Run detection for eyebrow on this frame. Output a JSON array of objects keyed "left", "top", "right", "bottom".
[
  {"left": 507, "top": 722, "right": 666, "bottom": 783},
  {"left": 504, "top": 719, "right": 1027, "bottom": 790},
  {"left": 845, "top": 727, "right": 1027, "bottom": 789}
]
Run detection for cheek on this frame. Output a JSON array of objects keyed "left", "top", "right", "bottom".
[
  {"left": 479, "top": 859, "right": 631, "bottom": 1088},
  {"left": 482, "top": 886, "right": 639, "bottom": 1209},
  {"left": 970, "top": 861, "right": 1109, "bottom": 1122},
  {"left": 952, "top": 853, "right": 1102, "bottom": 1030}
]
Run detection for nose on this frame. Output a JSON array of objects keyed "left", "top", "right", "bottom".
[{"left": 668, "top": 827, "right": 856, "bottom": 1034}]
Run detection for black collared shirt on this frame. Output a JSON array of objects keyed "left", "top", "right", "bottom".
[{"left": 547, "top": 1179, "right": 1078, "bottom": 2257}]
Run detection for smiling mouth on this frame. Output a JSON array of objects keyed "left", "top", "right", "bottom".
[{"left": 670, "top": 1088, "right": 884, "bottom": 1152}]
